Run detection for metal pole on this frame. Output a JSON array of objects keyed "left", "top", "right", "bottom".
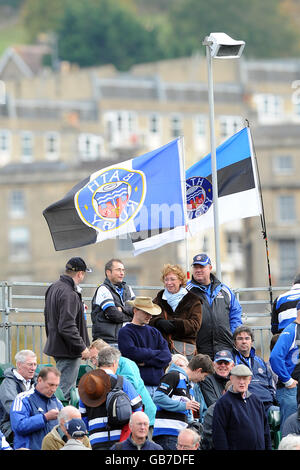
[{"left": 205, "top": 44, "right": 221, "bottom": 280}]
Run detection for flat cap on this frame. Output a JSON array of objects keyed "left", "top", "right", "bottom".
[{"left": 230, "top": 364, "right": 253, "bottom": 377}]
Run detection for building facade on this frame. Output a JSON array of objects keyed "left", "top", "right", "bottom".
[{"left": 0, "top": 51, "right": 299, "bottom": 292}]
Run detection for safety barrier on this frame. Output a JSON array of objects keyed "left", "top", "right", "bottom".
[{"left": 0, "top": 281, "right": 286, "bottom": 363}]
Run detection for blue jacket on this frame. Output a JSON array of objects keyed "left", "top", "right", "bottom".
[
  {"left": 10, "top": 388, "right": 63, "bottom": 450},
  {"left": 232, "top": 346, "right": 277, "bottom": 408},
  {"left": 269, "top": 321, "right": 300, "bottom": 386}
]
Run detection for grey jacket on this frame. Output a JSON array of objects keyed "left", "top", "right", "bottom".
[{"left": 0, "top": 368, "right": 36, "bottom": 438}]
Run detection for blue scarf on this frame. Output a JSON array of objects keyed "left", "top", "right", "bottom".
[{"left": 163, "top": 287, "right": 187, "bottom": 312}]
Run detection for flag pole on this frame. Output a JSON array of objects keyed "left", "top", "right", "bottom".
[
  {"left": 245, "top": 120, "right": 273, "bottom": 309},
  {"left": 178, "top": 136, "right": 190, "bottom": 280},
  {"left": 206, "top": 45, "right": 221, "bottom": 280}
]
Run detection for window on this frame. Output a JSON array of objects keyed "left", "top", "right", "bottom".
[
  {"left": 194, "top": 114, "right": 207, "bottom": 153},
  {"left": 104, "top": 111, "right": 138, "bottom": 147},
  {"left": 78, "top": 133, "right": 103, "bottom": 161},
  {"left": 254, "top": 94, "right": 283, "bottom": 122},
  {"left": 0, "top": 129, "right": 11, "bottom": 165},
  {"left": 294, "top": 101, "right": 300, "bottom": 117},
  {"left": 202, "top": 235, "right": 209, "bottom": 253},
  {"left": 273, "top": 155, "right": 294, "bottom": 175},
  {"left": 45, "top": 132, "right": 60, "bottom": 160},
  {"left": 116, "top": 111, "right": 136, "bottom": 133},
  {"left": 9, "top": 190, "right": 26, "bottom": 218},
  {"left": 278, "top": 195, "right": 296, "bottom": 223},
  {"left": 149, "top": 113, "right": 160, "bottom": 134},
  {"left": 21, "top": 132, "right": 34, "bottom": 162},
  {"left": 9, "top": 227, "right": 30, "bottom": 261},
  {"left": 278, "top": 239, "right": 297, "bottom": 285},
  {"left": 195, "top": 115, "right": 206, "bottom": 138},
  {"left": 124, "top": 273, "right": 137, "bottom": 289},
  {"left": 219, "top": 116, "right": 243, "bottom": 139},
  {"left": 227, "top": 233, "right": 243, "bottom": 254},
  {"left": 117, "top": 234, "right": 132, "bottom": 253},
  {"left": 170, "top": 114, "right": 182, "bottom": 138}
]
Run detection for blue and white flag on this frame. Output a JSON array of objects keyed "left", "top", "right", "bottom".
[
  {"left": 43, "top": 138, "right": 186, "bottom": 251},
  {"left": 132, "top": 127, "right": 262, "bottom": 255}
]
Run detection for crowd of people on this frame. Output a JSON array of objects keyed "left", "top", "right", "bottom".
[{"left": 1, "top": 254, "right": 300, "bottom": 451}]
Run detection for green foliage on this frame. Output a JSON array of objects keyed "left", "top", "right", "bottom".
[
  {"left": 0, "top": 0, "right": 24, "bottom": 8},
  {"left": 21, "top": 0, "right": 67, "bottom": 41},
  {"left": 167, "top": 0, "right": 300, "bottom": 58},
  {"left": 17, "top": 0, "right": 300, "bottom": 70},
  {"left": 56, "top": 0, "right": 166, "bottom": 70},
  {"left": 0, "top": 22, "right": 29, "bottom": 55}
]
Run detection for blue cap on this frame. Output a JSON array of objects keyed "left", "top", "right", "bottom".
[
  {"left": 192, "top": 253, "right": 211, "bottom": 266},
  {"left": 65, "top": 418, "right": 87, "bottom": 437},
  {"left": 214, "top": 350, "right": 234, "bottom": 363},
  {"left": 297, "top": 301, "right": 300, "bottom": 311}
]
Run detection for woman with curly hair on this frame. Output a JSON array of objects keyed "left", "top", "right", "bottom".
[{"left": 150, "top": 264, "right": 202, "bottom": 360}]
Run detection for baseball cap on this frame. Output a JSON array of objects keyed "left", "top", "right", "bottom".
[
  {"left": 66, "top": 257, "right": 92, "bottom": 273},
  {"left": 230, "top": 364, "right": 253, "bottom": 377},
  {"left": 214, "top": 350, "right": 234, "bottom": 363},
  {"left": 65, "top": 418, "right": 87, "bottom": 438},
  {"left": 192, "top": 253, "right": 211, "bottom": 266}
]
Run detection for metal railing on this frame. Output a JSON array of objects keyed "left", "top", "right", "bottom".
[{"left": 0, "top": 281, "right": 287, "bottom": 364}]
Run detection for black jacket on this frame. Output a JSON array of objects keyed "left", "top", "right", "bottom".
[
  {"left": 200, "top": 372, "right": 230, "bottom": 407},
  {"left": 43, "top": 275, "right": 90, "bottom": 358},
  {"left": 187, "top": 274, "right": 242, "bottom": 359},
  {"left": 91, "top": 278, "right": 134, "bottom": 343}
]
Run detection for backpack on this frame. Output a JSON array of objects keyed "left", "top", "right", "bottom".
[{"left": 106, "top": 375, "right": 132, "bottom": 430}]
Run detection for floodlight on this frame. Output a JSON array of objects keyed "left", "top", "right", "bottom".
[{"left": 203, "top": 32, "right": 245, "bottom": 59}]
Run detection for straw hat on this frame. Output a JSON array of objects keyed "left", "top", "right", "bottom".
[
  {"left": 78, "top": 369, "right": 111, "bottom": 407},
  {"left": 128, "top": 296, "right": 162, "bottom": 316}
]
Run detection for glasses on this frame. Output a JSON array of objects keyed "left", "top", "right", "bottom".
[{"left": 111, "top": 268, "right": 125, "bottom": 273}]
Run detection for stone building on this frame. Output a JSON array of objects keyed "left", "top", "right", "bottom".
[{"left": 0, "top": 48, "right": 299, "bottom": 293}]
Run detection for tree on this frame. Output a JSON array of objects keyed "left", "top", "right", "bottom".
[
  {"left": 167, "top": 0, "right": 300, "bottom": 58},
  {"left": 21, "top": 0, "right": 67, "bottom": 41},
  {"left": 56, "top": 0, "right": 165, "bottom": 70}
]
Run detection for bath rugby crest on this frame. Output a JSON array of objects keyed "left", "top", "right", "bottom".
[
  {"left": 75, "top": 167, "right": 146, "bottom": 233},
  {"left": 186, "top": 176, "right": 213, "bottom": 220}
]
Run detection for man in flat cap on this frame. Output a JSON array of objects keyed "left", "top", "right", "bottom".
[
  {"left": 212, "top": 364, "right": 272, "bottom": 450},
  {"left": 44, "top": 257, "right": 92, "bottom": 400},
  {"left": 187, "top": 253, "right": 242, "bottom": 359},
  {"left": 117, "top": 296, "right": 172, "bottom": 399}
]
